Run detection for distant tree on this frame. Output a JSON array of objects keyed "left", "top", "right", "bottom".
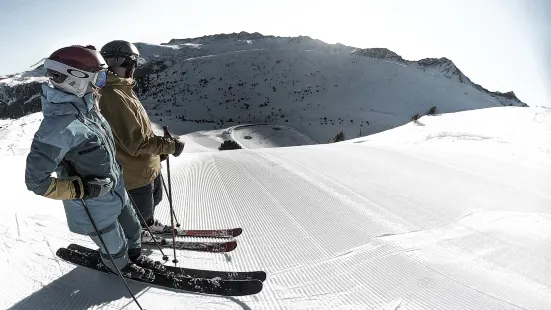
[
  {"left": 333, "top": 131, "right": 345, "bottom": 142},
  {"left": 412, "top": 114, "right": 420, "bottom": 122},
  {"left": 428, "top": 106, "right": 437, "bottom": 115},
  {"left": 219, "top": 140, "right": 242, "bottom": 151}
]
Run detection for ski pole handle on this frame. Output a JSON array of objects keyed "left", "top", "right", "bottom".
[{"left": 163, "top": 126, "right": 172, "bottom": 138}]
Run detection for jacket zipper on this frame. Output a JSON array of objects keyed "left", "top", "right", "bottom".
[{"left": 78, "top": 99, "right": 119, "bottom": 189}]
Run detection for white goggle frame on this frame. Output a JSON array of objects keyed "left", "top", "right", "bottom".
[{"left": 44, "top": 59, "right": 107, "bottom": 88}]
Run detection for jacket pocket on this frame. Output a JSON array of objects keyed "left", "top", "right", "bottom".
[{"left": 77, "top": 145, "right": 101, "bottom": 155}]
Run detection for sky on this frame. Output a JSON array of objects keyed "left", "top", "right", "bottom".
[{"left": 0, "top": 0, "right": 549, "bottom": 107}]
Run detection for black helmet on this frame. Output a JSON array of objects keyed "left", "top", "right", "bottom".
[{"left": 100, "top": 40, "right": 140, "bottom": 68}]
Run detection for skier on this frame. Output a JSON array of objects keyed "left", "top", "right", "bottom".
[
  {"left": 24, "top": 45, "right": 159, "bottom": 281},
  {"left": 97, "top": 40, "right": 184, "bottom": 241}
]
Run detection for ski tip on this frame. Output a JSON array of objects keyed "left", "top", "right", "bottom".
[
  {"left": 67, "top": 243, "right": 79, "bottom": 249},
  {"left": 224, "top": 279, "right": 263, "bottom": 296},
  {"left": 257, "top": 271, "right": 267, "bottom": 282},
  {"left": 55, "top": 247, "right": 67, "bottom": 257},
  {"left": 226, "top": 240, "right": 238, "bottom": 252},
  {"left": 245, "top": 279, "right": 264, "bottom": 296},
  {"left": 233, "top": 228, "right": 243, "bottom": 237}
]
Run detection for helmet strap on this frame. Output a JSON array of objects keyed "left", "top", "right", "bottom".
[
  {"left": 124, "top": 68, "right": 135, "bottom": 78},
  {"left": 110, "top": 67, "right": 132, "bottom": 79}
]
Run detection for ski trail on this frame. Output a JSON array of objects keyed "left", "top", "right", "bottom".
[
  {"left": 257, "top": 148, "right": 414, "bottom": 231},
  {"left": 410, "top": 255, "right": 535, "bottom": 310},
  {"left": 230, "top": 151, "right": 329, "bottom": 256},
  {"left": 372, "top": 144, "right": 551, "bottom": 202},
  {"left": 14, "top": 213, "right": 21, "bottom": 241}
]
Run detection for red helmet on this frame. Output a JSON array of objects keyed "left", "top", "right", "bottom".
[{"left": 44, "top": 45, "right": 108, "bottom": 97}]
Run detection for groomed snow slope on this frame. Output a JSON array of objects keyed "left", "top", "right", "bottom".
[
  {"left": 2, "top": 106, "right": 551, "bottom": 309},
  {"left": 230, "top": 124, "right": 320, "bottom": 148}
]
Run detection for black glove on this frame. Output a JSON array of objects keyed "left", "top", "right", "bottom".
[
  {"left": 173, "top": 138, "right": 185, "bottom": 157},
  {"left": 82, "top": 177, "right": 114, "bottom": 199},
  {"left": 160, "top": 154, "right": 167, "bottom": 162}
]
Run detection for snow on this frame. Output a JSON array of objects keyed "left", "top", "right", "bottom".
[
  {"left": 134, "top": 36, "right": 525, "bottom": 146},
  {"left": 229, "top": 124, "right": 319, "bottom": 148},
  {"left": 350, "top": 106, "right": 551, "bottom": 165},
  {"left": 2, "top": 103, "right": 551, "bottom": 309},
  {"left": 0, "top": 31, "right": 543, "bottom": 310}
]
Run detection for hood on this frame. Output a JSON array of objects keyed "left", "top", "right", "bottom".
[{"left": 40, "top": 82, "right": 96, "bottom": 117}]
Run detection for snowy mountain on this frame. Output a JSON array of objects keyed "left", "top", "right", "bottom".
[
  {"left": 0, "top": 32, "right": 527, "bottom": 143},
  {"left": 0, "top": 67, "right": 47, "bottom": 118},
  {"left": 2, "top": 104, "right": 551, "bottom": 309}
]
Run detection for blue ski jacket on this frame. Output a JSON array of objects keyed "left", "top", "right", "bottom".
[{"left": 25, "top": 82, "right": 131, "bottom": 235}]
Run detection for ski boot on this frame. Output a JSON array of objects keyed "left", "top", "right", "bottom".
[
  {"left": 133, "top": 254, "right": 166, "bottom": 273},
  {"left": 141, "top": 231, "right": 168, "bottom": 245},
  {"left": 120, "top": 263, "right": 155, "bottom": 282},
  {"left": 148, "top": 219, "right": 176, "bottom": 235},
  {"left": 128, "top": 246, "right": 166, "bottom": 273}
]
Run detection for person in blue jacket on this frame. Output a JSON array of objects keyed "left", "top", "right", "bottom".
[{"left": 24, "top": 45, "right": 160, "bottom": 281}]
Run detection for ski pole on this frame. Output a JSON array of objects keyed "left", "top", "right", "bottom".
[
  {"left": 81, "top": 199, "right": 144, "bottom": 310},
  {"left": 126, "top": 191, "right": 169, "bottom": 261},
  {"left": 160, "top": 174, "right": 180, "bottom": 228},
  {"left": 163, "top": 125, "right": 178, "bottom": 265}
]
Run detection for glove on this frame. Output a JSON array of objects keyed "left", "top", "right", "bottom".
[
  {"left": 82, "top": 177, "right": 114, "bottom": 199},
  {"left": 172, "top": 138, "right": 185, "bottom": 157},
  {"left": 160, "top": 154, "right": 167, "bottom": 162}
]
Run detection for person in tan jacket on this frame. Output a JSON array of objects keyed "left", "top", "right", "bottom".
[{"left": 98, "top": 40, "right": 184, "bottom": 242}]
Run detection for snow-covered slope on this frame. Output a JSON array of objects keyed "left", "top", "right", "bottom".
[
  {"left": 2, "top": 106, "right": 551, "bottom": 309},
  {"left": 350, "top": 106, "right": 551, "bottom": 163},
  {"left": 230, "top": 124, "right": 320, "bottom": 148},
  {"left": 1, "top": 32, "right": 527, "bottom": 144},
  {"left": 133, "top": 32, "right": 527, "bottom": 143}
]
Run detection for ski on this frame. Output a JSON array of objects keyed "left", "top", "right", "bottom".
[
  {"left": 56, "top": 247, "right": 263, "bottom": 296},
  {"left": 143, "top": 237, "right": 237, "bottom": 253},
  {"left": 153, "top": 227, "right": 243, "bottom": 238},
  {"left": 67, "top": 243, "right": 266, "bottom": 282}
]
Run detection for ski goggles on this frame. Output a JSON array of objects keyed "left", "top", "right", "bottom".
[
  {"left": 120, "top": 57, "right": 138, "bottom": 69},
  {"left": 44, "top": 59, "right": 108, "bottom": 88}
]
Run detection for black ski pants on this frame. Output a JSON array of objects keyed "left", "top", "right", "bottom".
[{"left": 128, "top": 173, "right": 163, "bottom": 227}]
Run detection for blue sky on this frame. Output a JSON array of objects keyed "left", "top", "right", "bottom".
[{"left": 1, "top": 0, "right": 549, "bottom": 107}]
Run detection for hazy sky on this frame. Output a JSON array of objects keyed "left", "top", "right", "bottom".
[{"left": 1, "top": 0, "right": 549, "bottom": 107}]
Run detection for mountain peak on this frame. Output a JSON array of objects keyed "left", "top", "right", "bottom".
[
  {"left": 287, "top": 35, "right": 316, "bottom": 44},
  {"left": 165, "top": 31, "right": 270, "bottom": 45},
  {"left": 352, "top": 48, "right": 406, "bottom": 63},
  {"left": 417, "top": 56, "right": 455, "bottom": 67}
]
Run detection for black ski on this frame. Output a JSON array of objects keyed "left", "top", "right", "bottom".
[
  {"left": 67, "top": 243, "right": 267, "bottom": 282},
  {"left": 56, "top": 247, "right": 263, "bottom": 296}
]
